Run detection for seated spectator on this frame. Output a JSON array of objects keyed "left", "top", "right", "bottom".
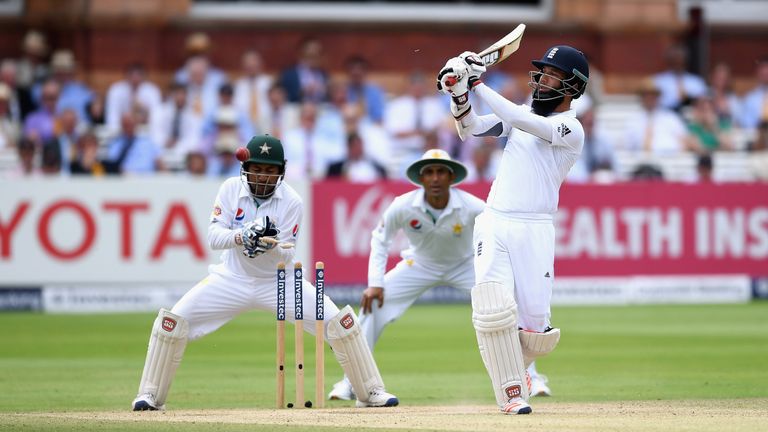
[
  {"left": 104, "top": 111, "right": 161, "bottom": 175},
  {"left": 174, "top": 32, "right": 227, "bottom": 93},
  {"left": 708, "top": 61, "right": 741, "bottom": 124},
  {"left": 15, "top": 30, "right": 49, "bottom": 90},
  {"left": 341, "top": 104, "right": 391, "bottom": 170},
  {"left": 200, "top": 106, "right": 248, "bottom": 158},
  {"left": 283, "top": 102, "right": 346, "bottom": 179},
  {"left": 150, "top": 82, "right": 204, "bottom": 160},
  {"left": 738, "top": 56, "right": 768, "bottom": 132},
  {"left": 1, "top": 59, "right": 33, "bottom": 122},
  {"left": 202, "top": 83, "right": 253, "bottom": 142},
  {"left": 326, "top": 132, "right": 388, "bottom": 182},
  {"left": 40, "top": 141, "right": 62, "bottom": 176},
  {"left": 233, "top": 50, "right": 272, "bottom": 134},
  {"left": 623, "top": 79, "right": 692, "bottom": 155},
  {"left": 653, "top": 45, "right": 708, "bottom": 111},
  {"left": 464, "top": 136, "right": 501, "bottom": 183},
  {"left": 185, "top": 151, "right": 208, "bottom": 177},
  {"left": 6, "top": 137, "right": 39, "bottom": 178},
  {"left": 748, "top": 121, "right": 768, "bottom": 181},
  {"left": 279, "top": 37, "right": 329, "bottom": 103},
  {"left": 568, "top": 108, "right": 615, "bottom": 183},
  {"left": 262, "top": 82, "right": 300, "bottom": 138},
  {"left": 0, "top": 83, "right": 20, "bottom": 152},
  {"left": 185, "top": 55, "right": 223, "bottom": 118},
  {"left": 86, "top": 91, "right": 106, "bottom": 126},
  {"left": 345, "top": 55, "right": 386, "bottom": 124},
  {"left": 51, "top": 107, "right": 83, "bottom": 174},
  {"left": 106, "top": 63, "right": 162, "bottom": 134},
  {"left": 695, "top": 153, "right": 714, "bottom": 183},
  {"left": 70, "top": 131, "right": 105, "bottom": 176},
  {"left": 24, "top": 79, "right": 59, "bottom": 142},
  {"left": 37, "top": 50, "right": 93, "bottom": 124},
  {"left": 205, "top": 134, "right": 241, "bottom": 178},
  {"left": 631, "top": 163, "right": 664, "bottom": 181},
  {"left": 687, "top": 95, "right": 734, "bottom": 155}
]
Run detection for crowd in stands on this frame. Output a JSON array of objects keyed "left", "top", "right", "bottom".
[{"left": 0, "top": 30, "right": 766, "bottom": 183}]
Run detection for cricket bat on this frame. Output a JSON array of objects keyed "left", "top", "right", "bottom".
[{"left": 444, "top": 23, "right": 526, "bottom": 87}]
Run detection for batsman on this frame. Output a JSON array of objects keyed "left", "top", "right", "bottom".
[
  {"left": 436, "top": 44, "right": 589, "bottom": 414},
  {"left": 131, "top": 135, "right": 398, "bottom": 411}
]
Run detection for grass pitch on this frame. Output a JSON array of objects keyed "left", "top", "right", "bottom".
[{"left": 1, "top": 302, "right": 766, "bottom": 431}]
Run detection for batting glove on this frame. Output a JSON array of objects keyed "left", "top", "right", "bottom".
[{"left": 458, "top": 51, "right": 486, "bottom": 89}]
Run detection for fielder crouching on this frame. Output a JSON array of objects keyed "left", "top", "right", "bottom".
[
  {"left": 437, "top": 45, "right": 589, "bottom": 414},
  {"left": 131, "top": 135, "right": 398, "bottom": 411}
]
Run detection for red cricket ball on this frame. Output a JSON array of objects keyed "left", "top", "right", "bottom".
[{"left": 235, "top": 147, "right": 250, "bottom": 162}]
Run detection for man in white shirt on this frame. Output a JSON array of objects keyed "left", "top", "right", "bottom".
[
  {"left": 105, "top": 63, "right": 162, "bottom": 134},
  {"left": 327, "top": 149, "right": 485, "bottom": 400},
  {"left": 132, "top": 135, "right": 398, "bottom": 411},
  {"left": 436, "top": 45, "right": 589, "bottom": 414}
]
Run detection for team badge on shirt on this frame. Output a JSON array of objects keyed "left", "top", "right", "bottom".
[
  {"left": 235, "top": 208, "right": 245, "bottom": 221},
  {"left": 409, "top": 219, "right": 422, "bottom": 230},
  {"left": 453, "top": 223, "right": 463, "bottom": 237},
  {"left": 212, "top": 205, "right": 222, "bottom": 217}
]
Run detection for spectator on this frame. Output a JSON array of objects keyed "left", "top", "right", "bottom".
[
  {"left": 623, "top": 79, "right": 692, "bottom": 155},
  {"left": 150, "top": 82, "right": 204, "bottom": 160},
  {"left": 279, "top": 37, "right": 329, "bottom": 103},
  {"left": 40, "top": 141, "right": 62, "bottom": 175},
  {"left": 39, "top": 50, "right": 94, "bottom": 124},
  {"left": 184, "top": 151, "right": 208, "bottom": 177},
  {"left": 70, "top": 131, "right": 105, "bottom": 176},
  {"left": 568, "top": 108, "right": 615, "bottom": 183},
  {"left": 6, "top": 137, "right": 38, "bottom": 178},
  {"left": 104, "top": 111, "right": 161, "bottom": 175},
  {"left": 86, "top": 91, "right": 106, "bottom": 126},
  {"left": 233, "top": 50, "right": 272, "bottom": 134},
  {"left": 1, "top": 59, "right": 32, "bottom": 122},
  {"left": 748, "top": 121, "right": 768, "bottom": 181},
  {"left": 345, "top": 55, "right": 386, "bottom": 124},
  {"left": 283, "top": 102, "right": 346, "bottom": 179},
  {"left": 708, "top": 62, "right": 741, "bottom": 124},
  {"left": 23, "top": 79, "right": 59, "bottom": 142},
  {"left": 202, "top": 83, "right": 253, "bottom": 142},
  {"left": 185, "top": 55, "right": 221, "bottom": 119},
  {"left": 695, "top": 153, "right": 714, "bottom": 183},
  {"left": 653, "top": 45, "right": 708, "bottom": 112},
  {"left": 631, "top": 163, "right": 664, "bottom": 181},
  {"left": 687, "top": 95, "right": 735, "bottom": 155},
  {"left": 738, "top": 56, "right": 768, "bottom": 132},
  {"left": 200, "top": 105, "right": 249, "bottom": 158},
  {"left": 464, "top": 136, "right": 501, "bottom": 183},
  {"left": 51, "top": 107, "right": 83, "bottom": 174},
  {"left": 326, "top": 132, "right": 388, "bottom": 182},
  {"left": 205, "top": 134, "right": 241, "bottom": 178},
  {"left": 106, "top": 63, "right": 162, "bottom": 134},
  {"left": 384, "top": 71, "right": 448, "bottom": 173},
  {"left": 0, "top": 83, "right": 20, "bottom": 153},
  {"left": 174, "top": 32, "right": 227, "bottom": 92},
  {"left": 341, "top": 103, "right": 391, "bottom": 170},
  {"left": 15, "top": 30, "right": 49, "bottom": 89},
  {"left": 261, "top": 82, "right": 299, "bottom": 138}
]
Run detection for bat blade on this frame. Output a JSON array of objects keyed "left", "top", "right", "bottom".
[{"left": 478, "top": 23, "right": 526, "bottom": 67}]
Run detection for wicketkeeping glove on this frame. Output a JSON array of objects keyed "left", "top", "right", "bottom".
[{"left": 241, "top": 216, "right": 280, "bottom": 258}]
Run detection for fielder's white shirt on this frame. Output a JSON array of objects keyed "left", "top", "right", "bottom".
[
  {"left": 208, "top": 177, "right": 300, "bottom": 280},
  {"left": 461, "top": 84, "right": 585, "bottom": 215},
  {"left": 368, "top": 188, "right": 486, "bottom": 287}
]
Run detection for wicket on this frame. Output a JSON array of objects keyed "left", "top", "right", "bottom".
[{"left": 276, "top": 261, "right": 325, "bottom": 409}]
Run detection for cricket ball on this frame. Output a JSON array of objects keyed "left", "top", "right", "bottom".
[{"left": 235, "top": 147, "right": 250, "bottom": 162}]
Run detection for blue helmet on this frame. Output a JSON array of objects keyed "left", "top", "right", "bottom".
[{"left": 531, "top": 45, "right": 589, "bottom": 99}]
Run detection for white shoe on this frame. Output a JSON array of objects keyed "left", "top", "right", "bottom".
[
  {"left": 530, "top": 374, "right": 552, "bottom": 397},
  {"left": 355, "top": 387, "right": 399, "bottom": 407},
  {"left": 132, "top": 393, "right": 164, "bottom": 411},
  {"left": 501, "top": 397, "right": 532, "bottom": 415},
  {"left": 328, "top": 379, "right": 356, "bottom": 401}
]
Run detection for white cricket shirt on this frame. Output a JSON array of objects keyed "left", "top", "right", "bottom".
[
  {"left": 368, "top": 188, "right": 486, "bottom": 287},
  {"left": 462, "top": 84, "right": 585, "bottom": 215},
  {"left": 207, "top": 177, "right": 301, "bottom": 279}
]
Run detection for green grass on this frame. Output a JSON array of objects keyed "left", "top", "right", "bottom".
[{"left": 1, "top": 302, "right": 767, "bottom": 415}]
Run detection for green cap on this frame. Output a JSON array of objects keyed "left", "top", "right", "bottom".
[
  {"left": 405, "top": 149, "right": 467, "bottom": 186},
  {"left": 242, "top": 135, "right": 285, "bottom": 168}
]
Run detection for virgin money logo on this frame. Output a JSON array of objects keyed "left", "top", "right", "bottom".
[{"left": 332, "top": 187, "right": 399, "bottom": 257}]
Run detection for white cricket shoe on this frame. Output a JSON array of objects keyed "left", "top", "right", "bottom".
[
  {"left": 355, "top": 387, "right": 399, "bottom": 407},
  {"left": 328, "top": 379, "right": 356, "bottom": 401},
  {"left": 530, "top": 374, "right": 552, "bottom": 397},
  {"left": 132, "top": 393, "right": 164, "bottom": 411},
  {"left": 501, "top": 397, "right": 532, "bottom": 415}
]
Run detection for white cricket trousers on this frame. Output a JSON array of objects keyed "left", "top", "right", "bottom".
[
  {"left": 172, "top": 267, "right": 339, "bottom": 341},
  {"left": 472, "top": 210, "right": 555, "bottom": 332},
  {"left": 360, "top": 255, "right": 475, "bottom": 351}
]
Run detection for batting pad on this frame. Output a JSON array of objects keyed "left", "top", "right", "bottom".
[
  {"left": 471, "top": 282, "right": 530, "bottom": 406},
  {"left": 137, "top": 309, "right": 189, "bottom": 407},
  {"left": 326, "top": 305, "right": 385, "bottom": 403},
  {"left": 519, "top": 327, "right": 561, "bottom": 367}
]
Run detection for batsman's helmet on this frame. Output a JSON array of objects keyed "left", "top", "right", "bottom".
[
  {"left": 531, "top": 45, "right": 589, "bottom": 99},
  {"left": 239, "top": 135, "right": 286, "bottom": 199}
]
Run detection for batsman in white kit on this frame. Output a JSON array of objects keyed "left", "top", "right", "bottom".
[
  {"left": 132, "top": 135, "right": 398, "bottom": 411},
  {"left": 328, "top": 149, "right": 486, "bottom": 401},
  {"left": 436, "top": 45, "right": 589, "bottom": 414}
]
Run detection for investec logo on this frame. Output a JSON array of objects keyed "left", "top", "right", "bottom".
[{"left": 482, "top": 51, "right": 499, "bottom": 65}]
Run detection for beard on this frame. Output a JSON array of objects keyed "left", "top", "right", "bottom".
[{"left": 531, "top": 90, "right": 564, "bottom": 117}]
